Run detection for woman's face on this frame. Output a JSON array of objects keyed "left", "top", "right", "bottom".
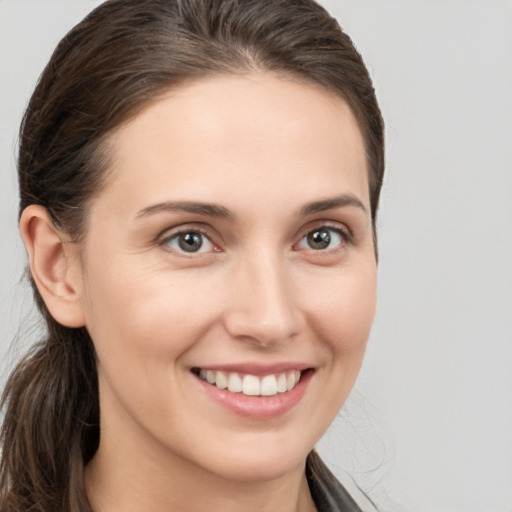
[{"left": 75, "top": 73, "right": 377, "bottom": 482}]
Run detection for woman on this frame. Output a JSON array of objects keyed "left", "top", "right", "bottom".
[{"left": 0, "top": 0, "right": 384, "bottom": 511}]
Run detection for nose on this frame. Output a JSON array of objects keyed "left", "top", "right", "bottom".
[{"left": 222, "top": 253, "right": 302, "bottom": 348}]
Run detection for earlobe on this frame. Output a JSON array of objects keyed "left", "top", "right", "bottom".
[{"left": 19, "top": 205, "right": 86, "bottom": 328}]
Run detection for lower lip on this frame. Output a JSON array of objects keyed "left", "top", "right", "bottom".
[{"left": 194, "top": 370, "right": 313, "bottom": 420}]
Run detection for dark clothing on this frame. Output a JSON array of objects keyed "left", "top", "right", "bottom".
[{"left": 307, "top": 452, "right": 367, "bottom": 512}]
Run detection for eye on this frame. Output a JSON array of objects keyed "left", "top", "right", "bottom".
[
  {"left": 296, "top": 226, "right": 346, "bottom": 251},
  {"left": 163, "top": 230, "right": 215, "bottom": 254}
]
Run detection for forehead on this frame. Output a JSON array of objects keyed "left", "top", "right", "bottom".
[{"left": 98, "top": 73, "right": 369, "bottom": 216}]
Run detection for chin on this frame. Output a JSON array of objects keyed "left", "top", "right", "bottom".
[{"left": 197, "top": 435, "right": 312, "bottom": 483}]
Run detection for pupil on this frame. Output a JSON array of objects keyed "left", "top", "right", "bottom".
[
  {"left": 308, "top": 229, "right": 330, "bottom": 250},
  {"left": 179, "top": 232, "right": 202, "bottom": 252}
]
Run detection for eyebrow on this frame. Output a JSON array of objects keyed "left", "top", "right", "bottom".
[
  {"left": 299, "top": 194, "right": 367, "bottom": 216},
  {"left": 135, "top": 201, "right": 233, "bottom": 219},
  {"left": 135, "top": 194, "right": 367, "bottom": 220}
]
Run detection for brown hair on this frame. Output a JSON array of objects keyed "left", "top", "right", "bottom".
[{"left": 1, "top": 1, "right": 384, "bottom": 510}]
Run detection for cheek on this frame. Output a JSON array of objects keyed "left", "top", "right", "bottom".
[
  {"left": 83, "top": 268, "right": 211, "bottom": 361},
  {"left": 80, "top": 264, "right": 218, "bottom": 426},
  {"left": 302, "top": 262, "right": 377, "bottom": 357},
  {"left": 293, "top": 262, "right": 376, "bottom": 438}
]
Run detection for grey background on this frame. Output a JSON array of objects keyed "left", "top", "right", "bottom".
[{"left": 1, "top": 1, "right": 511, "bottom": 511}]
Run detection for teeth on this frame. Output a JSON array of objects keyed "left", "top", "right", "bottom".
[
  {"left": 215, "top": 371, "right": 228, "bottom": 389},
  {"left": 286, "top": 371, "right": 296, "bottom": 391},
  {"left": 261, "top": 375, "right": 277, "bottom": 396},
  {"left": 197, "top": 369, "right": 303, "bottom": 396},
  {"left": 227, "top": 373, "right": 243, "bottom": 393},
  {"left": 276, "top": 373, "right": 287, "bottom": 393},
  {"left": 242, "top": 375, "right": 260, "bottom": 395}
]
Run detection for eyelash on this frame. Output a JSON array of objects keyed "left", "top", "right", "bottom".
[
  {"left": 295, "top": 224, "right": 351, "bottom": 253},
  {"left": 157, "top": 223, "right": 351, "bottom": 256},
  {"left": 158, "top": 227, "right": 218, "bottom": 255}
]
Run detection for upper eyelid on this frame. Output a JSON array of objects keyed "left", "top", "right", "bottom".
[
  {"left": 296, "top": 225, "right": 349, "bottom": 249},
  {"left": 296, "top": 220, "right": 353, "bottom": 244},
  {"left": 154, "top": 219, "right": 353, "bottom": 249},
  {"left": 157, "top": 227, "right": 219, "bottom": 257},
  {"left": 157, "top": 223, "right": 216, "bottom": 243}
]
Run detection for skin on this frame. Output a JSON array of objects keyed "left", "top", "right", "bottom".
[{"left": 22, "top": 73, "right": 377, "bottom": 512}]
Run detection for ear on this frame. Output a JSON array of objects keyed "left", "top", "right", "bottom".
[{"left": 19, "top": 205, "right": 86, "bottom": 328}]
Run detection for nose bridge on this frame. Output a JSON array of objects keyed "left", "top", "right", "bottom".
[{"left": 223, "top": 249, "right": 300, "bottom": 346}]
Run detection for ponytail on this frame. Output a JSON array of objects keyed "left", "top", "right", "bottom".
[{"left": 0, "top": 320, "right": 98, "bottom": 512}]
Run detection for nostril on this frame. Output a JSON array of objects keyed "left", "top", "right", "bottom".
[{"left": 223, "top": 309, "right": 300, "bottom": 347}]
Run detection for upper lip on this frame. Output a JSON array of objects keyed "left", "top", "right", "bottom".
[{"left": 192, "top": 362, "right": 312, "bottom": 376}]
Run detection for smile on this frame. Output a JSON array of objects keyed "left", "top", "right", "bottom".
[{"left": 196, "top": 368, "right": 302, "bottom": 396}]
